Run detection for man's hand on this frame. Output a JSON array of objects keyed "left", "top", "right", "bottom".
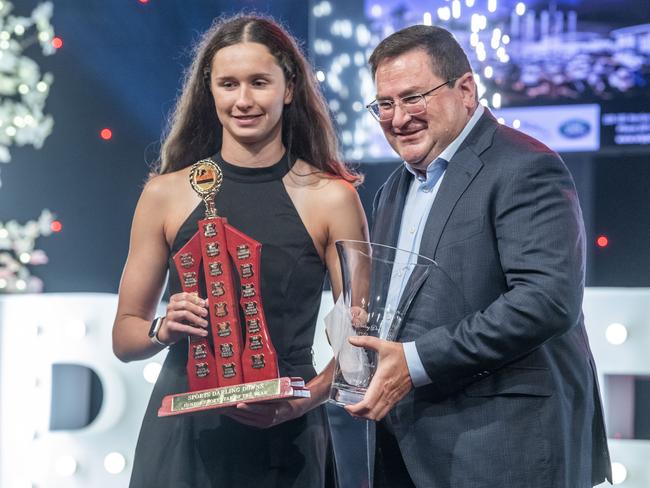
[{"left": 344, "top": 336, "right": 413, "bottom": 421}]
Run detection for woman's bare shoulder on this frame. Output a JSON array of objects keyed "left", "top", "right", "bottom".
[
  {"left": 287, "top": 159, "right": 356, "bottom": 193},
  {"left": 144, "top": 167, "right": 190, "bottom": 197}
]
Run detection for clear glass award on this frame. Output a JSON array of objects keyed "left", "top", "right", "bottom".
[{"left": 329, "top": 239, "right": 463, "bottom": 406}]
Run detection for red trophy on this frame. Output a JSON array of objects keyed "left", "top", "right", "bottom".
[{"left": 158, "top": 159, "right": 309, "bottom": 417}]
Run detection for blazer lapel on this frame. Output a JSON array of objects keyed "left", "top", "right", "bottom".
[
  {"left": 418, "top": 111, "right": 497, "bottom": 259},
  {"left": 372, "top": 166, "right": 412, "bottom": 248}
]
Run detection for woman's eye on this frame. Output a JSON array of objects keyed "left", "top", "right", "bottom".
[{"left": 252, "top": 79, "right": 268, "bottom": 87}]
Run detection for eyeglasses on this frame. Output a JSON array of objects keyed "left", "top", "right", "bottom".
[{"left": 366, "top": 78, "right": 457, "bottom": 122}]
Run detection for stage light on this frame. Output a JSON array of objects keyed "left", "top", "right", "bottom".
[
  {"left": 14, "top": 25, "right": 25, "bottom": 36},
  {"left": 316, "top": 71, "right": 325, "bottom": 82},
  {"left": 596, "top": 235, "right": 609, "bottom": 248},
  {"left": 320, "top": 1, "right": 332, "bottom": 16},
  {"left": 452, "top": 0, "right": 461, "bottom": 19},
  {"left": 423, "top": 12, "right": 432, "bottom": 26},
  {"left": 516, "top": 2, "right": 526, "bottom": 15},
  {"left": 437, "top": 7, "right": 451, "bottom": 21},
  {"left": 36, "top": 81, "right": 48, "bottom": 92},
  {"left": 143, "top": 362, "right": 162, "bottom": 384},
  {"left": 19, "top": 252, "right": 31, "bottom": 264},
  {"left": 0, "top": 278, "right": 7, "bottom": 289},
  {"left": 471, "top": 13, "right": 481, "bottom": 33},
  {"left": 465, "top": 0, "right": 475, "bottom": 6},
  {"left": 100, "top": 128, "right": 113, "bottom": 140},
  {"left": 352, "top": 102, "right": 363, "bottom": 112},
  {"left": 370, "top": 5, "right": 382, "bottom": 18},
  {"left": 502, "top": 34, "right": 511, "bottom": 44},
  {"left": 52, "top": 36, "right": 63, "bottom": 49},
  {"left": 15, "top": 279, "right": 26, "bottom": 291},
  {"left": 51, "top": 220, "right": 62, "bottom": 232},
  {"left": 513, "top": 119, "right": 521, "bottom": 129},
  {"left": 138, "top": 0, "right": 149, "bottom": 4},
  {"left": 605, "top": 323, "right": 628, "bottom": 345},
  {"left": 484, "top": 66, "right": 494, "bottom": 78},
  {"left": 356, "top": 25, "right": 371, "bottom": 46},
  {"left": 5, "top": 126, "right": 16, "bottom": 137},
  {"left": 611, "top": 462, "right": 628, "bottom": 484},
  {"left": 492, "top": 93, "right": 502, "bottom": 108},
  {"left": 54, "top": 455, "right": 77, "bottom": 477},
  {"left": 488, "top": 0, "right": 497, "bottom": 13},
  {"left": 104, "top": 452, "right": 127, "bottom": 474},
  {"left": 497, "top": 117, "right": 505, "bottom": 124}
]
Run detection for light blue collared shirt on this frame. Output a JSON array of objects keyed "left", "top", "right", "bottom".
[{"left": 392, "top": 104, "right": 484, "bottom": 387}]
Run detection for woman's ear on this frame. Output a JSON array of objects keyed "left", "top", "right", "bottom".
[{"left": 284, "top": 77, "right": 295, "bottom": 105}]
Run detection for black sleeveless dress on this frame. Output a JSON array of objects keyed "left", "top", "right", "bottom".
[{"left": 129, "top": 153, "right": 332, "bottom": 488}]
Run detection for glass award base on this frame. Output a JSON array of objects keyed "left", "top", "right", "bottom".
[{"left": 328, "top": 383, "right": 366, "bottom": 406}]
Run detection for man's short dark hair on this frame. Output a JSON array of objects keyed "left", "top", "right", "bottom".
[{"left": 369, "top": 25, "right": 473, "bottom": 83}]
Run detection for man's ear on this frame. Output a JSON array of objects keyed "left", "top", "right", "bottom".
[{"left": 457, "top": 72, "right": 477, "bottom": 108}]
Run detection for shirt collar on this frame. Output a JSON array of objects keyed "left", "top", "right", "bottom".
[{"left": 404, "top": 104, "right": 484, "bottom": 182}]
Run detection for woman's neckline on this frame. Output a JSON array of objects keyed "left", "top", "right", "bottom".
[{"left": 214, "top": 151, "right": 294, "bottom": 183}]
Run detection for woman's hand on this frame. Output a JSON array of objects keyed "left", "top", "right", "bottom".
[
  {"left": 222, "top": 397, "right": 312, "bottom": 429},
  {"left": 156, "top": 292, "right": 209, "bottom": 345}
]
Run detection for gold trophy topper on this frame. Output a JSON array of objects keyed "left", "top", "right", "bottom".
[{"left": 189, "top": 158, "right": 223, "bottom": 219}]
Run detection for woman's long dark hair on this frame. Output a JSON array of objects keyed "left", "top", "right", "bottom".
[{"left": 157, "top": 13, "right": 361, "bottom": 185}]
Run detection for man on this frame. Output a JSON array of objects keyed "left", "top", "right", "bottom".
[{"left": 346, "top": 25, "right": 611, "bottom": 487}]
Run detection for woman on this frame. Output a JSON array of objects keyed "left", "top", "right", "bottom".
[{"left": 112, "top": 13, "right": 368, "bottom": 488}]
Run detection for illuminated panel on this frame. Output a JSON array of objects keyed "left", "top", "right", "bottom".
[
  {"left": 584, "top": 288, "right": 650, "bottom": 488},
  {"left": 0, "top": 293, "right": 166, "bottom": 488}
]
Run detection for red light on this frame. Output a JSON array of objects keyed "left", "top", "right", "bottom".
[
  {"left": 52, "top": 37, "right": 63, "bottom": 49},
  {"left": 100, "top": 128, "right": 113, "bottom": 140},
  {"left": 139, "top": 0, "right": 149, "bottom": 3},
  {"left": 596, "top": 235, "right": 609, "bottom": 248},
  {"left": 51, "top": 221, "right": 63, "bottom": 233}
]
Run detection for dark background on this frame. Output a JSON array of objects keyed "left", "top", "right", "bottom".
[{"left": 2, "top": 0, "right": 649, "bottom": 294}]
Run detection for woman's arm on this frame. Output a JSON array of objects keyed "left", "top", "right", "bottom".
[{"left": 112, "top": 177, "right": 208, "bottom": 362}]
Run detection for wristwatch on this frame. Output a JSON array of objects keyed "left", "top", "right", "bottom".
[{"left": 148, "top": 316, "right": 167, "bottom": 346}]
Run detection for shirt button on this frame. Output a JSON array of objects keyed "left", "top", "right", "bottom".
[
  {"left": 422, "top": 187, "right": 432, "bottom": 193},
  {"left": 409, "top": 227, "right": 416, "bottom": 234}
]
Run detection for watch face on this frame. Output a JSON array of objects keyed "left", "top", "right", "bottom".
[{"left": 148, "top": 317, "right": 160, "bottom": 338}]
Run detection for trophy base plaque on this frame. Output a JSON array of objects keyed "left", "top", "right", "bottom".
[{"left": 158, "top": 377, "right": 310, "bottom": 417}]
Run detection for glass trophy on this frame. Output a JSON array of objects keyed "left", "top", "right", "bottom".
[{"left": 329, "top": 239, "right": 464, "bottom": 406}]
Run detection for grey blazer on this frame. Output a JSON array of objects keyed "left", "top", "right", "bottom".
[{"left": 369, "top": 109, "right": 611, "bottom": 488}]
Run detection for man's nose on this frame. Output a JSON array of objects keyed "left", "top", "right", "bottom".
[{"left": 391, "top": 103, "right": 412, "bottom": 128}]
